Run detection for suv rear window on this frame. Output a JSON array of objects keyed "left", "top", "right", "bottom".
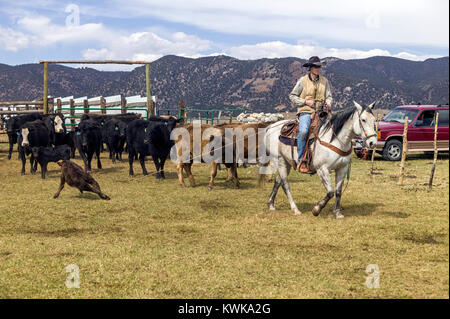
[
  {"left": 437, "top": 109, "right": 449, "bottom": 126},
  {"left": 383, "top": 108, "right": 419, "bottom": 124}
]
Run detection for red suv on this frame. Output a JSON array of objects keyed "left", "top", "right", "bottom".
[{"left": 354, "top": 104, "right": 449, "bottom": 161}]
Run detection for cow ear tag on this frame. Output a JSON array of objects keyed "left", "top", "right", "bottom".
[
  {"left": 76, "top": 131, "right": 81, "bottom": 135},
  {"left": 16, "top": 132, "right": 20, "bottom": 136},
  {"left": 115, "top": 127, "right": 119, "bottom": 131},
  {"left": 144, "top": 128, "right": 147, "bottom": 132},
  {"left": 164, "top": 122, "right": 168, "bottom": 125}
]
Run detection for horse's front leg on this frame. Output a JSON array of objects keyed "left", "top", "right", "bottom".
[
  {"left": 279, "top": 162, "right": 301, "bottom": 215},
  {"left": 333, "top": 166, "right": 347, "bottom": 219},
  {"left": 313, "top": 167, "right": 334, "bottom": 216},
  {"left": 268, "top": 173, "right": 282, "bottom": 211}
]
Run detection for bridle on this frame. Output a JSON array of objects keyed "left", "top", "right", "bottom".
[{"left": 357, "top": 110, "right": 377, "bottom": 147}]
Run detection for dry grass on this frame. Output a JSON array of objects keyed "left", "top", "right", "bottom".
[{"left": 0, "top": 144, "right": 448, "bottom": 298}]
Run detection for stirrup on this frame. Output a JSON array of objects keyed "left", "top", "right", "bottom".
[{"left": 298, "top": 162, "right": 309, "bottom": 173}]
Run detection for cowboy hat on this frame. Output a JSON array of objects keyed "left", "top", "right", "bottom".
[{"left": 302, "top": 56, "right": 326, "bottom": 68}]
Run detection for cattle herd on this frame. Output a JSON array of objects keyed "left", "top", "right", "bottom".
[
  {"left": 3, "top": 112, "right": 275, "bottom": 199},
  {"left": 4, "top": 112, "right": 182, "bottom": 176}
]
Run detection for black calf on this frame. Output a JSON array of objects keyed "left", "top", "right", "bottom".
[{"left": 31, "top": 145, "right": 71, "bottom": 179}]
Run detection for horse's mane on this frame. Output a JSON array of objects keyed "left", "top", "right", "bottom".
[{"left": 319, "top": 105, "right": 373, "bottom": 141}]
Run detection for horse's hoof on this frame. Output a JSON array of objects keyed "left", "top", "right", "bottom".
[
  {"left": 293, "top": 209, "right": 302, "bottom": 216},
  {"left": 268, "top": 204, "right": 276, "bottom": 211},
  {"left": 208, "top": 186, "right": 213, "bottom": 191},
  {"left": 335, "top": 211, "right": 344, "bottom": 219},
  {"left": 312, "top": 205, "right": 321, "bottom": 216}
]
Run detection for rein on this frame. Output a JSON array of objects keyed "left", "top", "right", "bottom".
[
  {"left": 358, "top": 112, "right": 377, "bottom": 142},
  {"left": 316, "top": 110, "right": 375, "bottom": 156}
]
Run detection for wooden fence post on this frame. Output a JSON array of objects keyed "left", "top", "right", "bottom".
[
  {"left": 145, "top": 63, "right": 154, "bottom": 116},
  {"left": 69, "top": 99, "right": 75, "bottom": 127},
  {"left": 83, "top": 99, "right": 89, "bottom": 114},
  {"left": 57, "top": 98, "right": 62, "bottom": 113},
  {"left": 428, "top": 112, "right": 440, "bottom": 189},
  {"left": 370, "top": 114, "right": 381, "bottom": 181},
  {"left": 43, "top": 62, "right": 48, "bottom": 114},
  {"left": 398, "top": 116, "right": 408, "bottom": 185},
  {"left": 48, "top": 97, "right": 54, "bottom": 114},
  {"left": 121, "top": 96, "right": 127, "bottom": 114},
  {"left": 179, "top": 100, "right": 185, "bottom": 125},
  {"left": 100, "top": 97, "right": 106, "bottom": 115}
]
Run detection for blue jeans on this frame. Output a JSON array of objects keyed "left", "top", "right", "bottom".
[{"left": 297, "top": 113, "right": 311, "bottom": 162}]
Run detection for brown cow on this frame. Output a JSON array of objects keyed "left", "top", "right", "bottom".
[
  {"left": 53, "top": 160, "right": 110, "bottom": 200},
  {"left": 214, "top": 122, "right": 275, "bottom": 185},
  {"left": 174, "top": 123, "right": 239, "bottom": 190},
  {"left": 174, "top": 122, "right": 274, "bottom": 189}
]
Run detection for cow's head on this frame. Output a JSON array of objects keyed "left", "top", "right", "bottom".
[
  {"left": 165, "top": 116, "right": 180, "bottom": 133},
  {"left": 115, "top": 121, "right": 127, "bottom": 138},
  {"left": 58, "top": 146, "right": 71, "bottom": 160},
  {"left": 78, "top": 121, "right": 99, "bottom": 147},
  {"left": 6, "top": 116, "right": 16, "bottom": 133},
  {"left": 143, "top": 124, "right": 152, "bottom": 145},
  {"left": 31, "top": 146, "right": 40, "bottom": 158},
  {"left": 21, "top": 127, "right": 30, "bottom": 147},
  {"left": 54, "top": 114, "right": 65, "bottom": 134}
]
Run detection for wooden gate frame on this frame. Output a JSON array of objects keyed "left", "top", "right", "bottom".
[{"left": 39, "top": 60, "right": 153, "bottom": 116}]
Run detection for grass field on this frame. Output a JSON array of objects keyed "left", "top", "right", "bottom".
[{"left": 0, "top": 144, "right": 448, "bottom": 298}]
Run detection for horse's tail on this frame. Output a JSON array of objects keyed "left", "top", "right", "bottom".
[{"left": 256, "top": 121, "right": 286, "bottom": 186}]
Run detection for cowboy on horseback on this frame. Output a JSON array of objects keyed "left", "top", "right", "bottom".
[{"left": 289, "top": 56, "right": 332, "bottom": 173}]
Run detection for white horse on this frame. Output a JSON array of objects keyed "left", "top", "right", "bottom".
[{"left": 264, "top": 101, "right": 378, "bottom": 219}]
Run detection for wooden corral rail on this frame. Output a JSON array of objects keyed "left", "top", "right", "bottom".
[
  {"left": 39, "top": 60, "right": 153, "bottom": 116},
  {"left": 0, "top": 99, "right": 52, "bottom": 116}
]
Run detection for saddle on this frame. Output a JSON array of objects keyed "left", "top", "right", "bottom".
[{"left": 279, "top": 110, "right": 328, "bottom": 172}]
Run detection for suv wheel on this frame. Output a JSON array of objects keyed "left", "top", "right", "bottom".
[{"left": 383, "top": 140, "right": 402, "bottom": 161}]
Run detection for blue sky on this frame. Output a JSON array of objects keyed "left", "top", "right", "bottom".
[{"left": 0, "top": 0, "right": 448, "bottom": 70}]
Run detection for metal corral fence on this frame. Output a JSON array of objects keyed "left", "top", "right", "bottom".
[
  {"left": 0, "top": 100, "right": 47, "bottom": 142},
  {"left": 54, "top": 94, "right": 155, "bottom": 130},
  {"left": 157, "top": 101, "right": 246, "bottom": 125},
  {"left": 0, "top": 97, "right": 248, "bottom": 137}
]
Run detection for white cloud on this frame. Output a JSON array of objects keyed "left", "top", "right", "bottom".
[
  {"left": 227, "top": 41, "right": 440, "bottom": 61},
  {"left": 81, "top": 31, "right": 212, "bottom": 62},
  {"left": 104, "top": 0, "right": 449, "bottom": 48},
  {"left": 15, "top": 15, "right": 111, "bottom": 46},
  {"left": 0, "top": 26, "right": 29, "bottom": 51},
  {"left": 0, "top": 13, "right": 213, "bottom": 70},
  {"left": 0, "top": 5, "right": 446, "bottom": 71}
]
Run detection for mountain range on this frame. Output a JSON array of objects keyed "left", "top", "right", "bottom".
[{"left": 0, "top": 55, "right": 448, "bottom": 112}]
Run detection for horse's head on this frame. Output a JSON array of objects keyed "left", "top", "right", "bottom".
[{"left": 353, "top": 101, "right": 378, "bottom": 149}]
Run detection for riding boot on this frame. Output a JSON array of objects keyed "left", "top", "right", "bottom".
[{"left": 298, "top": 161, "right": 309, "bottom": 173}]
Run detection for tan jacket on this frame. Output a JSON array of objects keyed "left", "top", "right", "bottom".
[{"left": 289, "top": 74, "right": 332, "bottom": 114}]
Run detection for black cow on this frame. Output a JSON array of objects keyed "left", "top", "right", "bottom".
[
  {"left": 17, "top": 120, "right": 50, "bottom": 175},
  {"left": 63, "top": 131, "right": 76, "bottom": 158},
  {"left": 31, "top": 145, "right": 71, "bottom": 179},
  {"left": 81, "top": 113, "right": 140, "bottom": 153},
  {"left": 6, "top": 113, "right": 42, "bottom": 160},
  {"left": 74, "top": 119, "right": 103, "bottom": 172},
  {"left": 82, "top": 113, "right": 141, "bottom": 126},
  {"left": 42, "top": 113, "right": 66, "bottom": 146},
  {"left": 127, "top": 117, "right": 179, "bottom": 178},
  {"left": 102, "top": 119, "right": 127, "bottom": 163}
]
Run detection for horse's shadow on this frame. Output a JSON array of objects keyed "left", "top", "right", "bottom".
[{"left": 295, "top": 202, "right": 381, "bottom": 217}]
